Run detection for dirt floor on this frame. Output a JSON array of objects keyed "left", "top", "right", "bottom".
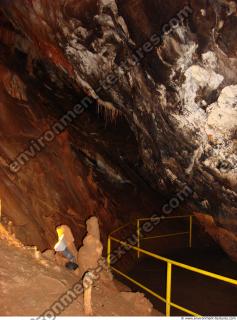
[
  {"left": 115, "top": 246, "right": 237, "bottom": 316},
  {"left": 0, "top": 224, "right": 161, "bottom": 316}
]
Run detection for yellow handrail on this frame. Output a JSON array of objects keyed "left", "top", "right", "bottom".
[
  {"left": 110, "top": 237, "right": 237, "bottom": 285},
  {"left": 107, "top": 216, "right": 237, "bottom": 317},
  {"left": 107, "top": 235, "right": 111, "bottom": 267},
  {"left": 137, "top": 215, "right": 193, "bottom": 257},
  {"left": 166, "top": 262, "right": 172, "bottom": 316},
  {"left": 138, "top": 215, "right": 192, "bottom": 221},
  {"left": 143, "top": 231, "right": 189, "bottom": 241},
  {"left": 110, "top": 222, "right": 130, "bottom": 236},
  {"left": 111, "top": 266, "right": 166, "bottom": 303}
]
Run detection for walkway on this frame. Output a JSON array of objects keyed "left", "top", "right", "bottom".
[{"left": 115, "top": 247, "right": 237, "bottom": 316}]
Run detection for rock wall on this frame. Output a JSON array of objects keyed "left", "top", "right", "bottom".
[
  {"left": 0, "top": 0, "right": 236, "bottom": 260},
  {"left": 0, "top": 30, "right": 160, "bottom": 251}
]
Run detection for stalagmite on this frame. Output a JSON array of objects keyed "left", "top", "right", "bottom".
[
  {"left": 78, "top": 217, "right": 103, "bottom": 278},
  {"left": 83, "top": 271, "right": 93, "bottom": 316}
]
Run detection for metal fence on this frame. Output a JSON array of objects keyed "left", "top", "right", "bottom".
[{"left": 107, "top": 215, "right": 237, "bottom": 316}]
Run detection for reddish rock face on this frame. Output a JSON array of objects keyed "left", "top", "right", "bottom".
[
  {"left": 0, "top": 0, "right": 237, "bottom": 261},
  {"left": 195, "top": 212, "right": 237, "bottom": 262},
  {"left": 0, "top": 37, "right": 160, "bottom": 251},
  {"left": 0, "top": 59, "right": 159, "bottom": 250}
]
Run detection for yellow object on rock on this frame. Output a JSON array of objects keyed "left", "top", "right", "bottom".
[{"left": 56, "top": 227, "right": 64, "bottom": 238}]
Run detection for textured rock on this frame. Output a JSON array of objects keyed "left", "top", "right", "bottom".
[
  {"left": 77, "top": 217, "right": 103, "bottom": 277},
  {"left": 207, "top": 85, "right": 237, "bottom": 139},
  {"left": 1, "top": 233, "right": 156, "bottom": 316},
  {"left": 42, "top": 249, "right": 56, "bottom": 262},
  {"left": 119, "top": 291, "right": 153, "bottom": 316},
  {"left": 195, "top": 212, "right": 237, "bottom": 262},
  {"left": 0, "top": 0, "right": 236, "bottom": 261}
]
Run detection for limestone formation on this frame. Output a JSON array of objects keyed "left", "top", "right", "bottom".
[
  {"left": 78, "top": 217, "right": 103, "bottom": 278},
  {"left": 83, "top": 271, "right": 94, "bottom": 316},
  {"left": 0, "top": 0, "right": 237, "bottom": 261},
  {"left": 42, "top": 249, "right": 55, "bottom": 262}
]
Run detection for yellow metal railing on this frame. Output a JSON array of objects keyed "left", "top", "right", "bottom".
[
  {"left": 107, "top": 217, "right": 237, "bottom": 317},
  {"left": 137, "top": 215, "right": 193, "bottom": 258}
]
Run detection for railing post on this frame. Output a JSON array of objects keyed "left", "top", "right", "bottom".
[
  {"left": 137, "top": 219, "right": 140, "bottom": 259},
  {"left": 189, "top": 216, "right": 193, "bottom": 248},
  {"left": 166, "top": 262, "right": 172, "bottom": 316},
  {"left": 107, "top": 236, "right": 111, "bottom": 268}
]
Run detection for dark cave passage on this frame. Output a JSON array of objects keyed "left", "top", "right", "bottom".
[
  {"left": 112, "top": 220, "right": 237, "bottom": 316},
  {"left": 115, "top": 246, "right": 237, "bottom": 316}
]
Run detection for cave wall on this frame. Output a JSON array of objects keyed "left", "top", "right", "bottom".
[
  {"left": 0, "top": 0, "right": 236, "bottom": 260},
  {"left": 0, "top": 45, "right": 160, "bottom": 251}
]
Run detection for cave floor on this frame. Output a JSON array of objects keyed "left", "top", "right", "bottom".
[
  {"left": 0, "top": 226, "right": 161, "bottom": 317},
  {"left": 115, "top": 246, "right": 237, "bottom": 316}
]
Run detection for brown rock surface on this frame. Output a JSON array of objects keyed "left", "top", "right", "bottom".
[
  {"left": 78, "top": 217, "right": 103, "bottom": 277},
  {"left": 0, "top": 227, "right": 159, "bottom": 316},
  {"left": 0, "top": 0, "right": 236, "bottom": 261}
]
